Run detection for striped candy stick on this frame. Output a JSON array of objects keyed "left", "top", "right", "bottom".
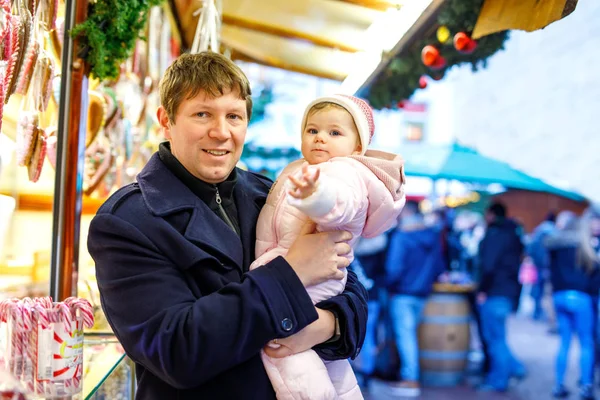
[
  {"left": 55, "top": 302, "right": 74, "bottom": 393},
  {"left": 65, "top": 297, "right": 94, "bottom": 393},
  {"left": 21, "top": 300, "right": 36, "bottom": 393},
  {"left": 32, "top": 302, "right": 50, "bottom": 395},
  {"left": 65, "top": 297, "right": 95, "bottom": 329},
  {"left": 6, "top": 300, "right": 23, "bottom": 378},
  {"left": 0, "top": 299, "right": 19, "bottom": 370}
]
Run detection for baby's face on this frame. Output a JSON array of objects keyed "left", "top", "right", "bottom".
[{"left": 301, "top": 108, "right": 362, "bottom": 165}]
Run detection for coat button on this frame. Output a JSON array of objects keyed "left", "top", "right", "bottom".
[{"left": 281, "top": 318, "right": 293, "bottom": 332}]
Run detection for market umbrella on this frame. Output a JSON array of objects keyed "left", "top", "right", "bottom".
[{"left": 402, "top": 142, "right": 585, "bottom": 201}]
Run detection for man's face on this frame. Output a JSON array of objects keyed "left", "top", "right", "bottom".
[{"left": 157, "top": 89, "right": 248, "bottom": 184}]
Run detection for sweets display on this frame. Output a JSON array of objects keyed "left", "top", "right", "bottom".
[{"left": 0, "top": 297, "right": 94, "bottom": 398}]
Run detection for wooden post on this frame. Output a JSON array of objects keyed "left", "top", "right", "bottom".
[{"left": 50, "top": 0, "right": 89, "bottom": 301}]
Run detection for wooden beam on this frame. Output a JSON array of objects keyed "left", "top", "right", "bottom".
[
  {"left": 227, "top": 48, "right": 346, "bottom": 81},
  {"left": 329, "top": 0, "right": 403, "bottom": 11},
  {"left": 222, "top": 14, "right": 359, "bottom": 53}
]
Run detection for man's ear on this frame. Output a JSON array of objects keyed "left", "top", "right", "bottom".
[{"left": 157, "top": 106, "right": 172, "bottom": 140}]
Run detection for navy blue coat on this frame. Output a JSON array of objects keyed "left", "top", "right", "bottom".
[
  {"left": 385, "top": 227, "right": 445, "bottom": 297},
  {"left": 87, "top": 154, "right": 368, "bottom": 400},
  {"left": 478, "top": 218, "right": 524, "bottom": 304}
]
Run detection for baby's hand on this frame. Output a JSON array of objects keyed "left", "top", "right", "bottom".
[{"left": 288, "top": 164, "right": 320, "bottom": 200}]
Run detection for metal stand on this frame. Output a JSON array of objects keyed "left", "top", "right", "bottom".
[{"left": 49, "top": 0, "right": 89, "bottom": 301}]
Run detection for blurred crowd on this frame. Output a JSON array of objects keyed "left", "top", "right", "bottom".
[{"left": 349, "top": 200, "right": 600, "bottom": 400}]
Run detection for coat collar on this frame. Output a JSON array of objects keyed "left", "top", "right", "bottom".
[{"left": 137, "top": 153, "right": 245, "bottom": 270}]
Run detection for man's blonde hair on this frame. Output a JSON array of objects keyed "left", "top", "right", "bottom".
[{"left": 159, "top": 52, "right": 252, "bottom": 122}]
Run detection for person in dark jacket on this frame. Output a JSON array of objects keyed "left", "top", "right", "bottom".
[
  {"left": 351, "top": 233, "right": 390, "bottom": 384},
  {"left": 384, "top": 202, "right": 445, "bottom": 397},
  {"left": 546, "top": 210, "right": 600, "bottom": 400},
  {"left": 527, "top": 212, "right": 556, "bottom": 321},
  {"left": 87, "top": 52, "right": 367, "bottom": 400},
  {"left": 477, "top": 202, "right": 526, "bottom": 392}
]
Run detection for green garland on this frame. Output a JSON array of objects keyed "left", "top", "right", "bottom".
[
  {"left": 71, "top": 0, "right": 164, "bottom": 81},
  {"left": 366, "top": 0, "right": 509, "bottom": 109}
]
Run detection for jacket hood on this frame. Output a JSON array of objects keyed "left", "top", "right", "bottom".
[
  {"left": 348, "top": 149, "right": 405, "bottom": 201},
  {"left": 544, "top": 229, "right": 580, "bottom": 250}
]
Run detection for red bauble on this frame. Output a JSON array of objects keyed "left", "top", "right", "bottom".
[
  {"left": 454, "top": 32, "right": 477, "bottom": 54},
  {"left": 453, "top": 32, "right": 470, "bottom": 50},
  {"left": 419, "top": 75, "right": 428, "bottom": 89},
  {"left": 462, "top": 39, "right": 477, "bottom": 54},
  {"left": 421, "top": 45, "right": 440, "bottom": 67},
  {"left": 430, "top": 55, "right": 446, "bottom": 71},
  {"left": 397, "top": 100, "right": 407, "bottom": 109}
]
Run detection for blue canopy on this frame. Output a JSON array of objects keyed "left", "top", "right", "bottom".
[{"left": 402, "top": 142, "right": 585, "bottom": 201}]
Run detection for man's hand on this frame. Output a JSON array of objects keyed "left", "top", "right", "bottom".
[
  {"left": 288, "top": 164, "right": 320, "bottom": 200},
  {"left": 285, "top": 221, "right": 352, "bottom": 287},
  {"left": 263, "top": 308, "right": 335, "bottom": 358}
]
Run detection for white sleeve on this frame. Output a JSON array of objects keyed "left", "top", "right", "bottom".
[
  {"left": 286, "top": 174, "right": 337, "bottom": 218},
  {"left": 286, "top": 162, "right": 366, "bottom": 228}
]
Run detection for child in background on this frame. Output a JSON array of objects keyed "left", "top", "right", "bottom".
[{"left": 250, "top": 95, "right": 406, "bottom": 399}]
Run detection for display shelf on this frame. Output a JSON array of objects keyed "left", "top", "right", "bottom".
[{"left": 82, "top": 336, "right": 131, "bottom": 400}]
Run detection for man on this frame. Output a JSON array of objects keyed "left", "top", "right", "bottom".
[
  {"left": 384, "top": 201, "right": 445, "bottom": 397},
  {"left": 477, "top": 202, "right": 526, "bottom": 392},
  {"left": 87, "top": 52, "right": 367, "bottom": 399},
  {"left": 527, "top": 212, "right": 556, "bottom": 321}
]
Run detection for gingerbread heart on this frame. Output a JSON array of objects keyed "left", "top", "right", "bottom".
[
  {"left": 83, "top": 135, "right": 113, "bottom": 196},
  {"left": 86, "top": 90, "right": 106, "bottom": 148}
]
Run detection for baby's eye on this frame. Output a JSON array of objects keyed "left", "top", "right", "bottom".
[
  {"left": 308, "top": 128, "right": 318, "bottom": 134},
  {"left": 330, "top": 130, "right": 341, "bottom": 136}
]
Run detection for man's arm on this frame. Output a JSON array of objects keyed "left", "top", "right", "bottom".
[
  {"left": 89, "top": 213, "right": 318, "bottom": 390},
  {"left": 313, "top": 268, "right": 368, "bottom": 360}
]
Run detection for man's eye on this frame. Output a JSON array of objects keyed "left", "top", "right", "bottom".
[
  {"left": 228, "top": 114, "right": 242, "bottom": 120},
  {"left": 195, "top": 112, "right": 208, "bottom": 117}
]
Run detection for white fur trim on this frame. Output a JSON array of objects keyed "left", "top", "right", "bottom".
[
  {"left": 301, "top": 95, "right": 369, "bottom": 155},
  {"left": 286, "top": 175, "right": 337, "bottom": 218}
]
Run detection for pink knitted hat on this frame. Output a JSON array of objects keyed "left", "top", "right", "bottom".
[{"left": 301, "top": 94, "right": 375, "bottom": 155}]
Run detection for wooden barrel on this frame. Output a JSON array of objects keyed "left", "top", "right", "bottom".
[{"left": 418, "top": 293, "right": 471, "bottom": 387}]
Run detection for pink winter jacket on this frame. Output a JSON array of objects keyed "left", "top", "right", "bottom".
[{"left": 250, "top": 150, "right": 406, "bottom": 304}]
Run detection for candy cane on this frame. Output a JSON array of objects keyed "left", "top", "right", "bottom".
[
  {"left": 0, "top": 299, "right": 19, "bottom": 371},
  {"left": 33, "top": 303, "right": 50, "bottom": 395},
  {"left": 10, "top": 302, "right": 24, "bottom": 379},
  {"left": 21, "top": 300, "right": 36, "bottom": 393},
  {"left": 65, "top": 298, "right": 94, "bottom": 329}
]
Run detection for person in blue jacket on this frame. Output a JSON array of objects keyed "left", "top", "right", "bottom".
[
  {"left": 87, "top": 52, "right": 367, "bottom": 400},
  {"left": 384, "top": 201, "right": 445, "bottom": 397},
  {"left": 476, "top": 202, "right": 526, "bottom": 393},
  {"left": 546, "top": 209, "right": 600, "bottom": 400}
]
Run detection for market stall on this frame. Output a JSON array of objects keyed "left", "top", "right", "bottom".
[{"left": 0, "top": 0, "right": 181, "bottom": 396}]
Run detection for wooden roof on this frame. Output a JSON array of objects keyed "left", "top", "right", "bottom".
[{"left": 169, "top": 0, "right": 417, "bottom": 81}]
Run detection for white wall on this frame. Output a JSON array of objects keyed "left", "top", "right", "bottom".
[{"left": 420, "top": 1, "right": 600, "bottom": 201}]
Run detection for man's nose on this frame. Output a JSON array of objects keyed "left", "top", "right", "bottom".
[{"left": 209, "top": 117, "right": 230, "bottom": 140}]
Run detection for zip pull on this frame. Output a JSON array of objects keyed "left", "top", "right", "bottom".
[
  {"left": 213, "top": 185, "right": 239, "bottom": 236},
  {"left": 215, "top": 186, "right": 222, "bottom": 205}
]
